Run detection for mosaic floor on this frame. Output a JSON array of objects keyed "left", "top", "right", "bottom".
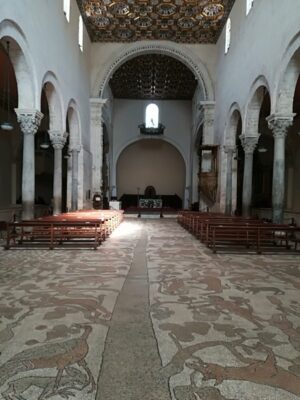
[{"left": 0, "top": 219, "right": 300, "bottom": 399}]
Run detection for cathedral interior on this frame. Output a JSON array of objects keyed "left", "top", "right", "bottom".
[{"left": 1, "top": 1, "right": 300, "bottom": 399}]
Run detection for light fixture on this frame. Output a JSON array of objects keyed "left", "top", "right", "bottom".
[
  {"left": 258, "top": 146, "right": 267, "bottom": 153},
  {"left": 1, "top": 41, "right": 14, "bottom": 131},
  {"left": 40, "top": 131, "right": 50, "bottom": 149}
]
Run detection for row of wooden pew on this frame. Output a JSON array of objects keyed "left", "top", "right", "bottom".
[
  {"left": 4, "top": 210, "right": 124, "bottom": 250},
  {"left": 178, "top": 211, "right": 300, "bottom": 254}
]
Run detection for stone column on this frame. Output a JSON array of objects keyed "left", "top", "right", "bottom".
[
  {"left": 90, "top": 98, "right": 107, "bottom": 198},
  {"left": 240, "top": 135, "right": 260, "bottom": 218},
  {"left": 70, "top": 145, "right": 81, "bottom": 211},
  {"left": 49, "top": 130, "right": 68, "bottom": 215},
  {"left": 224, "top": 145, "right": 236, "bottom": 215},
  {"left": 15, "top": 109, "right": 43, "bottom": 220},
  {"left": 267, "top": 114, "right": 294, "bottom": 223}
]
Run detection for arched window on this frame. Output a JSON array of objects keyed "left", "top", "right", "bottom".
[
  {"left": 78, "top": 15, "right": 83, "bottom": 51},
  {"left": 225, "top": 18, "right": 231, "bottom": 54},
  {"left": 63, "top": 0, "right": 70, "bottom": 22},
  {"left": 246, "top": 0, "right": 254, "bottom": 15},
  {"left": 145, "top": 104, "right": 159, "bottom": 128}
]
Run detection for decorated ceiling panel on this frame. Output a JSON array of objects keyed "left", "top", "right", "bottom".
[
  {"left": 109, "top": 54, "right": 197, "bottom": 99},
  {"left": 76, "top": 0, "right": 235, "bottom": 43}
]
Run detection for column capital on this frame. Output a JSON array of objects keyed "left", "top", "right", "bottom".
[
  {"left": 198, "top": 101, "right": 215, "bottom": 128},
  {"left": 223, "top": 145, "right": 236, "bottom": 154},
  {"left": 49, "top": 130, "right": 68, "bottom": 150},
  {"left": 15, "top": 109, "right": 43, "bottom": 135},
  {"left": 90, "top": 98, "right": 107, "bottom": 125},
  {"left": 70, "top": 144, "right": 81, "bottom": 153},
  {"left": 239, "top": 134, "right": 260, "bottom": 154},
  {"left": 266, "top": 113, "right": 295, "bottom": 139}
]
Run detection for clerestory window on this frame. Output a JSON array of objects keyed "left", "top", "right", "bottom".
[
  {"left": 145, "top": 103, "right": 159, "bottom": 128},
  {"left": 78, "top": 15, "right": 84, "bottom": 51},
  {"left": 63, "top": 0, "right": 70, "bottom": 22},
  {"left": 225, "top": 18, "right": 231, "bottom": 54},
  {"left": 246, "top": 0, "right": 254, "bottom": 15}
]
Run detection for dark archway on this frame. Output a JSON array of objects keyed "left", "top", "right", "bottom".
[
  {"left": 252, "top": 91, "right": 273, "bottom": 209},
  {"left": 117, "top": 139, "right": 185, "bottom": 210}
]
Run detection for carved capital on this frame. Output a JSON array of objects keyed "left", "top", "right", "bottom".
[
  {"left": 70, "top": 144, "right": 81, "bottom": 153},
  {"left": 266, "top": 113, "right": 295, "bottom": 140},
  {"left": 223, "top": 145, "right": 236, "bottom": 155},
  {"left": 49, "top": 130, "right": 68, "bottom": 150},
  {"left": 239, "top": 134, "right": 260, "bottom": 154},
  {"left": 15, "top": 109, "right": 43, "bottom": 135},
  {"left": 199, "top": 101, "right": 215, "bottom": 128},
  {"left": 90, "top": 98, "right": 107, "bottom": 125}
]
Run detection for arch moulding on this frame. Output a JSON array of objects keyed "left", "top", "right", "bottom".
[
  {"left": 41, "top": 70, "right": 64, "bottom": 132},
  {"left": 243, "top": 75, "right": 271, "bottom": 136},
  {"left": 225, "top": 102, "right": 242, "bottom": 145},
  {"left": 94, "top": 42, "right": 215, "bottom": 101},
  {"left": 0, "top": 18, "right": 37, "bottom": 108},
  {"left": 274, "top": 31, "right": 300, "bottom": 114}
]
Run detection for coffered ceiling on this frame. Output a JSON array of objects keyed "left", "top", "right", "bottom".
[
  {"left": 109, "top": 54, "right": 197, "bottom": 99},
  {"left": 76, "top": 0, "right": 235, "bottom": 43}
]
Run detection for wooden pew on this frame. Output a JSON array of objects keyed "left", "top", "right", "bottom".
[
  {"left": 207, "top": 223, "right": 300, "bottom": 254},
  {"left": 4, "top": 220, "right": 104, "bottom": 250}
]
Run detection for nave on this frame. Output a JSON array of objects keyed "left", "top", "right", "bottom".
[{"left": 1, "top": 219, "right": 300, "bottom": 399}]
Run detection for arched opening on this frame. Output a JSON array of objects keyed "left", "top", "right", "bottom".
[
  {"left": 252, "top": 90, "right": 273, "bottom": 209},
  {"left": 0, "top": 40, "right": 20, "bottom": 216},
  {"left": 117, "top": 139, "right": 185, "bottom": 210},
  {"left": 235, "top": 116, "right": 243, "bottom": 215},
  {"left": 287, "top": 72, "right": 300, "bottom": 214},
  {"left": 34, "top": 87, "right": 54, "bottom": 214}
]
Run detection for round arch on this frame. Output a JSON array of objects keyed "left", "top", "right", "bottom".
[
  {"left": 0, "top": 19, "right": 37, "bottom": 109},
  {"left": 225, "top": 102, "right": 242, "bottom": 145},
  {"left": 115, "top": 135, "right": 187, "bottom": 179},
  {"left": 274, "top": 32, "right": 300, "bottom": 114},
  {"left": 244, "top": 76, "right": 271, "bottom": 136},
  {"left": 41, "top": 71, "right": 64, "bottom": 132},
  {"left": 93, "top": 42, "right": 214, "bottom": 101},
  {"left": 66, "top": 99, "right": 81, "bottom": 146},
  {"left": 116, "top": 138, "right": 186, "bottom": 203}
]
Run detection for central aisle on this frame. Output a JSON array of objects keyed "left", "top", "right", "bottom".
[
  {"left": 1, "top": 219, "right": 300, "bottom": 400},
  {"left": 97, "top": 223, "right": 170, "bottom": 399}
]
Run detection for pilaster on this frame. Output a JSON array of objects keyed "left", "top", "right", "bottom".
[
  {"left": 90, "top": 98, "right": 107, "bottom": 198},
  {"left": 224, "top": 145, "right": 236, "bottom": 215}
]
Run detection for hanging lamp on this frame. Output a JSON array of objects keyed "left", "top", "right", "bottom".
[{"left": 40, "top": 131, "right": 50, "bottom": 149}]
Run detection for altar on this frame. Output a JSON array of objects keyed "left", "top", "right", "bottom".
[{"left": 139, "top": 198, "right": 162, "bottom": 208}]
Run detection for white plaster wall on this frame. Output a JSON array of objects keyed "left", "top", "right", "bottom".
[
  {"left": 111, "top": 99, "right": 192, "bottom": 192},
  {"left": 1, "top": 0, "right": 92, "bottom": 209}
]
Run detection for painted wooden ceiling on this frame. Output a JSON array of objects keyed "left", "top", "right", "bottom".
[
  {"left": 109, "top": 54, "right": 197, "bottom": 99},
  {"left": 76, "top": 0, "right": 235, "bottom": 43}
]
